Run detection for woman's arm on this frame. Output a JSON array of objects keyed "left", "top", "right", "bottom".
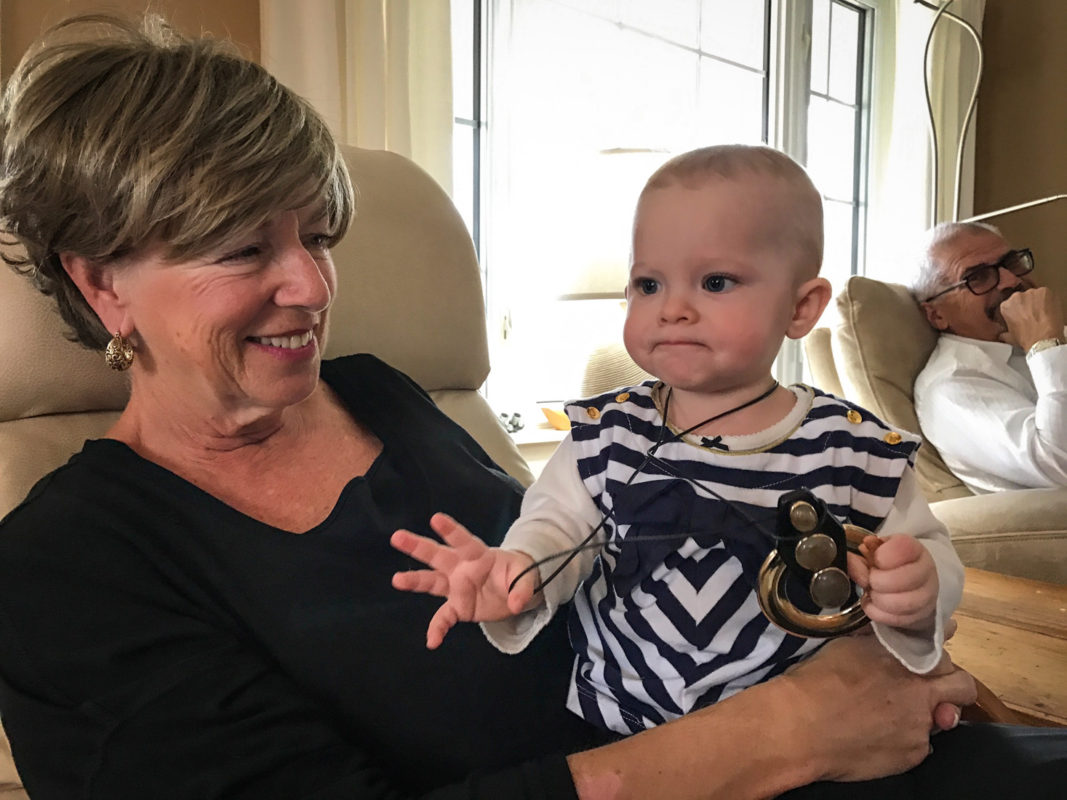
[{"left": 567, "top": 633, "right": 977, "bottom": 799}]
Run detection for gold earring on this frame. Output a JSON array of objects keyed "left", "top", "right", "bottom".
[{"left": 104, "top": 331, "right": 134, "bottom": 371}]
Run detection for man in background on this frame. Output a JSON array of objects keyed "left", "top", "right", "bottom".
[{"left": 911, "top": 222, "right": 1066, "bottom": 493}]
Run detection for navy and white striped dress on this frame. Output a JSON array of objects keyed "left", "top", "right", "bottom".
[{"left": 562, "top": 381, "right": 920, "bottom": 735}]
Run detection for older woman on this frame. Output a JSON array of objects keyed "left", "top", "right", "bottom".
[{"left": 0, "top": 13, "right": 1060, "bottom": 800}]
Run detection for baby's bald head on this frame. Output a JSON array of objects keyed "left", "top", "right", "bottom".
[{"left": 637, "top": 145, "right": 824, "bottom": 284}]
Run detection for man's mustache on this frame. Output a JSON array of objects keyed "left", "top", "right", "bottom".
[{"left": 987, "top": 285, "right": 1027, "bottom": 321}]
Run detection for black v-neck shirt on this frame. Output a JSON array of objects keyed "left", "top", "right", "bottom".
[{"left": 0, "top": 355, "right": 604, "bottom": 799}]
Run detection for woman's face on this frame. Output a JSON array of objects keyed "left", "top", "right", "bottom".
[{"left": 115, "top": 204, "right": 337, "bottom": 428}]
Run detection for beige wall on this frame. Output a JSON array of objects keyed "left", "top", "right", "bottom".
[
  {"left": 1, "top": 0, "right": 261, "bottom": 79},
  {"left": 974, "top": 0, "right": 1067, "bottom": 298}
]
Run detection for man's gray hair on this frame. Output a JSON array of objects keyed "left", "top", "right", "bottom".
[{"left": 910, "top": 221, "right": 1002, "bottom": 302}]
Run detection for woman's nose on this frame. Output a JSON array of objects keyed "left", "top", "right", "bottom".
[{"left": 276, "top": 243, "right": 333, "bottom": 311}]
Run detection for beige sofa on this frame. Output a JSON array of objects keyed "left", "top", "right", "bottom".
[
  {"left": 0, "top": 144, "right": 533, "bottom": 797},
  {"left": 806, "top": 276, "right": 1067, "bottom": 584}
]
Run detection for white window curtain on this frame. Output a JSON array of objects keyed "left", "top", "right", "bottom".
[
  {"left": 866, "top": 0, "right": 985, "bottom": 282},
  {"left": 260, "top": 0, "right": 454, "bottom": 194}
]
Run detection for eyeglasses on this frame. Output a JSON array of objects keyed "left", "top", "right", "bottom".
[{"left": 923, "top": 248, "right": 1034, "bottom": 302}]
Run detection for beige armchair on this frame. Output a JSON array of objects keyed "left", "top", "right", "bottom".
[
  {"left": 806, "top": 276, "right": 1067, "bottom": 584},
  {"left": 0, "top": 144, "right": 533, "bottom": 796}
]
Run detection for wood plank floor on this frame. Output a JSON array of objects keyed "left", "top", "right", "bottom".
[{"left": 945, "top": 568, "right": 1067, "bottom": 726}]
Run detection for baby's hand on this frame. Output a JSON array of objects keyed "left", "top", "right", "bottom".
[
  {"left": 848, "top": 534, "right": 938, "bottom": 631},
  {"left": 391, "top": 512, "right": 539, "bottom": 648}
]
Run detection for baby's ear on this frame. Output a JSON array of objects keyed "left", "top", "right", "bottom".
[{"left": 786, "top": 276, "right": 832, "bottom": 339}]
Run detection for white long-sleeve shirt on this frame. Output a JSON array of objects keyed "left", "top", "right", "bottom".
[{"left": 914, "top": 333, "right": 1067, "bottom": 493}]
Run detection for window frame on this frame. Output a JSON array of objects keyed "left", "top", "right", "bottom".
[{"left": 452, "top": 0, "right": 879, "bottom": 398}]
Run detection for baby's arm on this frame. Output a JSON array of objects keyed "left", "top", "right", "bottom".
[
  {"left": 391, "top": 513, "right": 540, "bottom": 648},
  {"left": 391, "top": 436, "right": 602, "bottom": 651},
  {"left": 481, "top": 436, "right": 604, "bottom": 653},
  {"left": 847, "top": 467, "right": 964, "bottom": 673}
]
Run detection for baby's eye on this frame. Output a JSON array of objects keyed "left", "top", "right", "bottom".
[
  {"left": 702, "top": 274, "right": 737, "bottom": 293},
  {"left": 632, "top": 277, "right": 659, "bottom": 295}
]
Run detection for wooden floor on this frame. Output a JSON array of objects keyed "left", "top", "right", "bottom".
[{"left": 945, "top": 567, "right": 1067, "bottom": 726}]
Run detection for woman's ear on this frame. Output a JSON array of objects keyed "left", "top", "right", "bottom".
[
  {"left": 786, "top": 276, "right": 832, "bottom": 340},
  {"left": 59, "top": 253, "right": 129, "bottom": 335}
]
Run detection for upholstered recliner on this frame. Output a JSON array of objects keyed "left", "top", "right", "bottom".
[
  {"left": 0, "top": 144, "right": 532, "bottom": 797},
  {"left": 805, "top": 276, "right": 1067, "bottom": 584}
]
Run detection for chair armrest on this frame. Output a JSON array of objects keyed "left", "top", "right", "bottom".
[{"left": 932, "top": 488, "right": 1067, "bottom": 584}]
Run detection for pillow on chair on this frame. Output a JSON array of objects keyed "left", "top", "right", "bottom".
[
  {"left": 0, "top": 247, "right": 127, "bottom": 515},
  {"left": 803, "top": 327, "right": 844, "bottom": 397},
  {"left": 831, "top": 276, "right": 971, "bottom": 502}
]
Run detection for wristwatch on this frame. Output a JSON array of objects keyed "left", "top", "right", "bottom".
[{"left": 1026, "top": 336, "right": 1065, "bottom": 361}]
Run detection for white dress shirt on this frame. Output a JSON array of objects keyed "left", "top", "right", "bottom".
[{"left": 914, "top": 332, "right": 1067, "bottom": 493}]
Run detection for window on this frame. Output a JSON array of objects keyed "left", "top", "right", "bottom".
[
  {"left": 453, "top": 0, "right": 875, "bottom": 410},
  {"left": 451, "top": 0, "right": 483, "bottom": 257},
  {"left": 808, "top": 0, "right": 872, "bottom": 302}
]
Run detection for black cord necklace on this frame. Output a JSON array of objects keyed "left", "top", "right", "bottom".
[
  {"left": 513, "top": 378, "right": 782, "bottom": 593},
  {"left": 658, "top": 379, "right": 781, "bottom": 450}
]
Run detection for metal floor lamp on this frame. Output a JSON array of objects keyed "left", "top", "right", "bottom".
[{"left": 918, "top": 0, "right": 1066, "bottom": 225}]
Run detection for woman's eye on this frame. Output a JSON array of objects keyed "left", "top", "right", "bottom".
[
  {"left": 702, "top": 274, "right": 737, "bottom": 293},
  {"left": 219, "top": 245, "right": 261, "bottom": 263},
  {"left": 304, "top": 233, "right": 333, "bottom": 253},
  {"left": 632, "top": 277, "right": 659, "bottom": 295}
]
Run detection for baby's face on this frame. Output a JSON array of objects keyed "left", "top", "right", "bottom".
[{"left": 623, "top": 176, "right": 807, "bottom": 398}]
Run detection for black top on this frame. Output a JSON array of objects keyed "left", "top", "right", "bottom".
[{"left": 0, "top": 355, "right": 604, "bottom": 799}]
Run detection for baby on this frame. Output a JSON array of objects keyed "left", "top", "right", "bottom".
[{"left": 392, "top": 144, "right": 963, "bottom": 735}]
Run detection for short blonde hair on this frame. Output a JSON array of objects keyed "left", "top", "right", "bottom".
[
  {"left": 639, "top": 144, "right": 824, "bottom": 275},
  {"left": 0, "top": 14, "right": 355, "bottom": 350}
]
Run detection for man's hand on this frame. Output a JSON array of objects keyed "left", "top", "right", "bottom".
[
  {"left": 391, "top": 513, "right": 540, "bottom": 648},
  {"left": 999, "top": 286, "right": 1064, "bottom": 351},
  {"left": 848, "top": 534, "right": 938, "bottom": 631}
]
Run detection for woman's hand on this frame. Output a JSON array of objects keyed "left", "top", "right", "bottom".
[
  {"left": 391, "top": 512, "right": 540, "bottom": 648},
  {"left": 568, "top": 630, "right": 977, "bottom": 799},
  {"left": 780, "top": 632, "right": 976, "bottom": 783}
]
